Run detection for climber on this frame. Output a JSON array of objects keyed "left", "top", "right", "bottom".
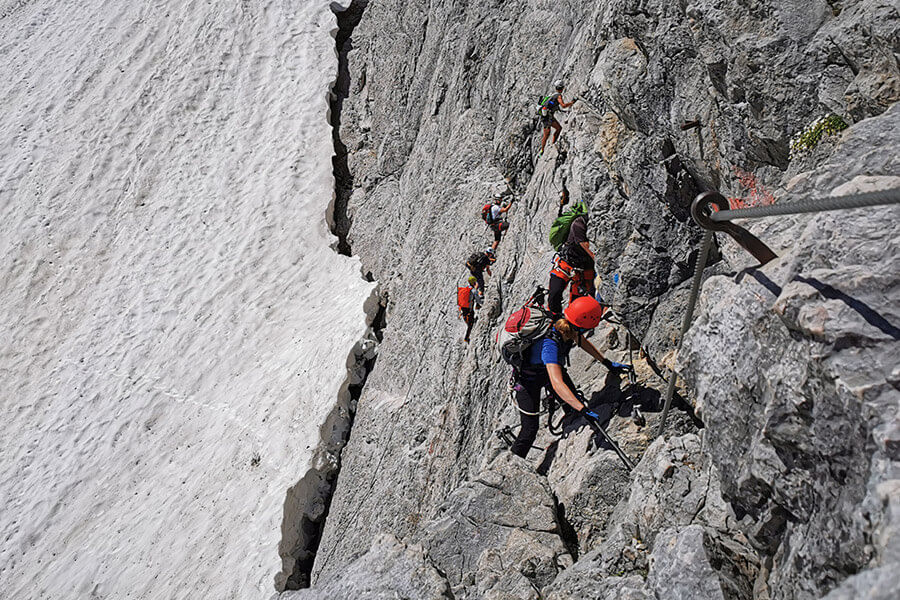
[
  {"left": 548, "top": 204, "right": 595, "bottom": 315},
  {"left": 538, "top": 80, "right": 575, "bottom": 156},
  {"left": 482, "top": 193, "right": 511, "bottom": 251},
  {"left": 457, "top": 276, "right": 481, "bottom": 343},
  {"left": 557, "top": 179, "right": 570, "bottom": 217},
  {"left": 510, "top": 296, "right": 628, "bottom": 458},
  {"left": 465, "top": 247, "right": 495, "bottom": 292}
]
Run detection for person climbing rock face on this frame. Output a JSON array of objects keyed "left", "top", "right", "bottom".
[
  {"left": 548, "top": 205, "right": 595, "bottom": 315},
  {"left": 510, "top": 296, "right": 627, "bottom": 458},
  {"left": 465, "top": 247, "right": 495, "bottom": 292},
  {"left": 457, "top": 276, "right": 481, "bottom": 343},
  {"left": 485, "top": 193, "right": 511, "bottom": 251},
  {"left": 538, "top": 80, "right": 575, "bottom": 156}
]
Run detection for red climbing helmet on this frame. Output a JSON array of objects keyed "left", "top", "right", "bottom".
[{"left": 563, "top": 296, "right": 605, "bottom": 329}]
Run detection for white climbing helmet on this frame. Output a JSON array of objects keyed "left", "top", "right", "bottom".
[{"left": 554, "top": 79, "right": 565, "bottom": 90}]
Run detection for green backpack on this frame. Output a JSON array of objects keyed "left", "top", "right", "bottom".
[{"left": 549, "top": 202, "right": 587, "bottom": 250}]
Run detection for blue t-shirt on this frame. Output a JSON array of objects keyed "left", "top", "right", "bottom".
[{"left": 527, "top": 330, "right": 572, "bottom": 366}]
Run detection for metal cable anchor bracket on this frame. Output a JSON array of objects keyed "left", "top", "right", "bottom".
[{"left": 691, "top": 191, "right": 778, "bottom": 265}]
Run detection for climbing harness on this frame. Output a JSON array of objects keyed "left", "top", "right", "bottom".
[
  {"left": 550, "top": 255, "right": 579, "bottom": 279},
  {"left": 507, "top": 374, "right": 568, "bottom": 436},
  {"left": 508, "top": 375, "right": 542, "bottom": 416},
  {"left": 502, "top": 334, "right": 636, "bottom": 469},
  {"left": 550, "top": 256, "right": 595, "bottom": 309},
  {"left": 513, "top": 383, "right": 634, "bottom": 471}
]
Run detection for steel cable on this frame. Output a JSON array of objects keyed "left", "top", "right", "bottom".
[
  {"left": 709, "top": 188, "right": 900, "bottom": 222},
  {"left": 657, "top": 188, "right": 898, "bottom": 436},
  {"left": 657, "top": 230, "right": 714, "bottom": 437}
]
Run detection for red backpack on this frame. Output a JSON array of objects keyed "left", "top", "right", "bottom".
[
  {"left": 457, "top": 286, "right": 472, "bottom": 310},
  {"left": 481, "top": 203, "right": 495, "bottom": 224}
]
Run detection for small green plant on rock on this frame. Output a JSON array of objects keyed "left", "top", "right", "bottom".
[{"left": 789, "top": 114, "right": 848, "bottom": 159}]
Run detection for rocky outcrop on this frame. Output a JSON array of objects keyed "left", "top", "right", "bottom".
[
  {"left": 544, "top": 432, "right": 760, "bottom": 599},
  {"left": 281, "top": 534, "right": 452, "bottom": 600},
  {"left": 411, "top": 453, "right": 572, "bottom": 598},
  {"left": 681, "top": 104, "right": 900, "bottom": 599},
  {"left": 288, "top": 0, "right": 900, "bottom": 598},
  {"left": 286, "top": 453, "right": 572, "bottom": 599}
]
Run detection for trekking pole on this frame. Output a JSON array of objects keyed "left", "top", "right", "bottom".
[
  {"left": 574, "top": 389, "right": 635, "bottom": 470},
  {"left": 586, "top": 418, "right": 635, "bottom": 470}
]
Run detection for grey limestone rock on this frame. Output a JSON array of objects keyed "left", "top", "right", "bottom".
[
  {"left": 820, "top": 564, "right": 900, "bottom": 600},
  {"left": 545, "top": 573, "right": 651, "bottom": 600},
  {"left": 410, "top": 452, "right": 572, "bottom": 599},
  {"left": 647, "top": 525, "right": 727, "bottom": 600},
  {"left": 281, "top": 534, "right": 451, "bottom": 600},
  {"left": 646, "top": 523, "right": 760, "bottom": 600},
  {"left": 545, "top": 433, "right": 758, "bottom": 599},
  {"left": 680, "top": 104, "right": 900, "bottom": 598}
]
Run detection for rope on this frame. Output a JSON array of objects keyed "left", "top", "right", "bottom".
[
  {"left": 657, "top": 230, "right": 714, "bottom": 437},
  {"left": 709, "top": 188, "right": 900, "bottom": 222}
]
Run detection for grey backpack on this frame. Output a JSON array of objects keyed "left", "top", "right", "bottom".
[{"left": 497, "top": 289, "right": 552, "bottom": 369}]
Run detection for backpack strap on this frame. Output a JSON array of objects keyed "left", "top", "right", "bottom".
[{"left": 548, "top": 328, "right": 573, "bottom": 368}]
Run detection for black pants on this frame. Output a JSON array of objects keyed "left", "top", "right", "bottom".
[
  {"left": 548, "top": 273, "right": 568, "bottom": 316},
  {"left": 548, "top": 271, "right": 596, "bottom": 316},
  {"left": 461, "top": 308, "right": 475, "bottom": 341},
  {"left": 468, "top": 268, "right": 485, "bottom": 291},
  {"left": 511, "top": 368, "right": 580, "bottom": 458},
  {"left": 511, "top": 374, "right": 544, "bottom": 458}
]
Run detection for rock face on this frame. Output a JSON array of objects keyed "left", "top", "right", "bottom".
[
  {"left": 282, "top": 534, "right": 452, "bottom": 600},
  {"left": 293, "top": 1, "right": 899, "bottom": 599},
  {"left": 681, "top": 106, "right": 900, "bottom": 599},
  {"left": 412, "top": 453, "right": 572, "bottom": 598}
]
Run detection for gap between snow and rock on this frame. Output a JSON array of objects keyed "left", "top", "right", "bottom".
[
  {"left": 328, "top": 0, "right": 368, "bottom": 257},
  {"left": 274, "top": 0, "right": 377, "bottom": 592}
]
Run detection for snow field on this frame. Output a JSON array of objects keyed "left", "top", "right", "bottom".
[{"left": 0, "top": 0, "right": 371, "bottom": 598}]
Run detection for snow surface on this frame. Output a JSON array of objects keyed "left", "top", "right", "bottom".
[{"left": 0, "top": 1, "right": 372, "bottom": 598}]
